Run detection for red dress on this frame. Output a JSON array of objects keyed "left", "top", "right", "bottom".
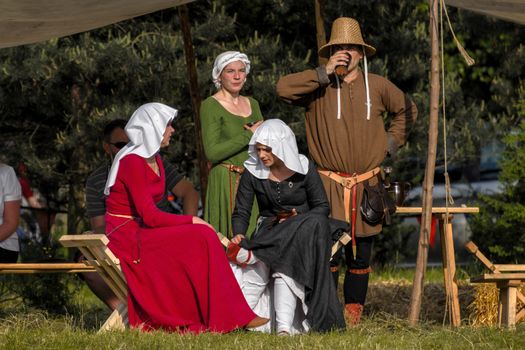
[{"left": 105, "top": 154, "right": 256, "bottom": 333}]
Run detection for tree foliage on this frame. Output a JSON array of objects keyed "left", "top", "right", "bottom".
[
  {"left": 0, "top": 0, "right": 523, "bottom": 264},
  {"left": 470, "top": 116, "right": 525, "bottom": 263}
]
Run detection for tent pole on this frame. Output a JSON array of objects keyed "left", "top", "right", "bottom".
[
  {"left": 178, "top": 4, "right": 208, "bottom": 204},
  {"left": 408, "top": 0, "right": 440, "bottom": 326},
  {"left": 314, "top": 0, "right": 327, "bottom": 65}
]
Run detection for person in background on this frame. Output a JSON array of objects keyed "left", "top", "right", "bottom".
[
  {"left": 200, "top": 51, "right": 263, "bottom": 238},
  {"left": 0, "top": 161, "right": 22, "bottom": 263},
  {"left": 103, "top": 102, "right": 267, "bottom": 332},
  {"left": 84, "top": 118, "right": 200, "bottom": 310},
  {"left": 277, "top": 17, "right": 417, "bottom": 324}
]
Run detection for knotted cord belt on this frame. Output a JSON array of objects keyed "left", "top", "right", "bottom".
[
  {"left": 318, "top": 167, "right": 381, "bottom": 259},
  {"left": 220, "top": 163, "right": 245, "bottom": 235}
]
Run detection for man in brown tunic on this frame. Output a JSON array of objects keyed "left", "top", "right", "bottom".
[{"left": 276, "top": 17, "right": 417, "bottom": 324}]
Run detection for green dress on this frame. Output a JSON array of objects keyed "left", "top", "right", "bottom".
[{"left": 200, "top": 96, "right": 262, "bottom": 238}]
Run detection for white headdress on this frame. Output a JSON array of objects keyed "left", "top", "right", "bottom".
[
  {"left": 104, "top": 102, "right": 177, "bottom": 195},
  {"left": 244, "top": 119, "right": 309, "bottom": 179},
  {"left": 212, "top": 51, "right": 251, "bottom": 89}
]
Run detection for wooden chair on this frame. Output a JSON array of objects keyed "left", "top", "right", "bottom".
[
  {"left": 466, "top": 241, "right": 525, "bottom": 328},
  {"left": 59, "top": 233, "right": 128, "bottom": 331}
]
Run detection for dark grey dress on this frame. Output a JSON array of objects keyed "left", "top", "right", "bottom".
[{"left": 232, "top": 161, "right": 347, "bottom": 332}]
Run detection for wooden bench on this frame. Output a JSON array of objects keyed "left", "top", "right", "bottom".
[
  {"left": 466, "top": 241, "right": 525, "bottom": 328},
  {"left": 0, "top": 263, "right": 95, "bottom": 274},
  {"left": 59, "top": 233, "right": 128, "bottom": 331}
]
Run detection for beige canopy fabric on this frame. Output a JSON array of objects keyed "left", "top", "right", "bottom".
[
  {"left": 0, "top": 0, "right": 193, "bottom": 49},
  {"left": 447, "top": 0, "right": 525, "bottom": 26}
]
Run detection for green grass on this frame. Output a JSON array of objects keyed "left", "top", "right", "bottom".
[
  {"left": 0, "top": 312, "right": 524, "bottom": 350},
  {"left": 0, "top": 268, "right": 520, "bottom": 349}
]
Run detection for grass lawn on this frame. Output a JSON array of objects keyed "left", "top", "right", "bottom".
[{"left": 0, "top": 267, "right": 521, "bottom": 349}]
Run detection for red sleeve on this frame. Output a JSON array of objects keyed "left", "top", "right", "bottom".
[
  {"left": 118, "top": 155, "right": 193, "bottom": 228},
  {"left": 19, "top": 177, "right": 33, "bottom": 199}
]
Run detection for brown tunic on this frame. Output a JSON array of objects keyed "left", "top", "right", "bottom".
[{"left": 276, "top": 67, "right": 417, "bottom": 236}]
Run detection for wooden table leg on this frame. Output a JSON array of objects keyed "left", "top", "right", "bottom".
[
  {"left": 497, "top": 280, "right": 520, "bottom": 329},
  {"left": 439, "top": 214, "right": 461, "bottom": 326}
]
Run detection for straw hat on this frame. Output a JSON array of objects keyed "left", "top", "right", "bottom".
[{"left": 318, "top": 17, "right": 376, "bottom": 58}]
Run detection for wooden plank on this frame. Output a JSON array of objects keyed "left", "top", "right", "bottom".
[
  {"left": 99, "top": 302, "right": 128, "bottom": 332},
  {"left": 440, "top": 217, "right": 461, "bottom": 326},
  {"left": 0, "top": 268, "right": 96, "bottom": 274},
  {"left": 465, "top": 241, "right": 525, "bottom": 305},
  {"left": 0, "top": 263, "right": 93, "bottom": 270},
  {"left": 59, "top": 233, "right": 109, "bottom": 247},
  {"left": 493, "top": 265, "right": 525, "bottom": 272},
  {"left": 396, "top": 207, "right": 479, "bottom": 214},
  {"left": 497, "top": 281, "right": 520, "bottom": 328},
  {"left": 216, "top": 232, "right": 230, "bottom": 247},
  {"left": 471, "top": 273, "right": 525, "bottom": 283},
  {"left": 77, "top": 246, "right": 127, "bottom": 302},
  {"left": 90, "top": 246, "right": 127, "bottom": 302}
]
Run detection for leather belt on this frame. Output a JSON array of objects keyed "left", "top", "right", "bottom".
[
  {"left": 319, "top": 166, "right": 381, "bottom": 258},
  {"left": 220, "top": 163, "right": 245, "bottom": 236},
  {"left": 220, "top": 163, "right": 245, "bottom": 174}
]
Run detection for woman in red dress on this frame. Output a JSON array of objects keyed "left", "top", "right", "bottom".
[{"left": 103, "top": 102, "right": 267, "bottom": 333}]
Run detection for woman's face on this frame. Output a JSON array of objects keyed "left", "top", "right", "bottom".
[
  {"left": 161, "top": 122, "right": 175, "bottom": 148},
  {"left": 219, "top": 61, "right": 247, "bottom": 94},
  {"left": 256, "top": 142, "right": 277, "bottom": 167}
]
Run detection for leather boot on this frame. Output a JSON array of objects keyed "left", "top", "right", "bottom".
[{"left": 345, "top": 303, "right": 364, "bottom": 325}]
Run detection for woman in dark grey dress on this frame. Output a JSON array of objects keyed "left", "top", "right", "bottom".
[{"left": 228, "top": 119, "right": 347, "bottom": 334}]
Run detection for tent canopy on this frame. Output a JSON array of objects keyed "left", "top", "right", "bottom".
[
  {"left": 0, "top": 1, "right": 522, "bottom": 49},
  {"left": 0, "top": 0, "right": 193, "bottom": 49},
  {"left": 446, "top": 0, "right": 525, "bottom": 26}
]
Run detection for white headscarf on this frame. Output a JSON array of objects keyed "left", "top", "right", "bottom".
[
  {"left": 104, "top": 102, "right": 178, "bottom": 195},
  {"left": 212, "top": 51, "right": 251, "bottom": 89},
  {"left": 244, "top": 119, "right": 309, "bottom": 179}
]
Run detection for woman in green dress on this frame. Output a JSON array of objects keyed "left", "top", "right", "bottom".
[{"left": 200, "top": 51, "right": 263, "bottom": 238}]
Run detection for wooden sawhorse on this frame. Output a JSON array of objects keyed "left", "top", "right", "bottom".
[
  {"left": 59, "top": 233, "right": 128, "bottom": 331},
  {"left": 466, "top": 241, "right": 525, "bottom": 328},
  {"left": 396, "top": 206, "right": 479, "bottom": 327}
]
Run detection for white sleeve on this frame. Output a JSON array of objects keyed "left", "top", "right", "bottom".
[{"left": 3, "top": 167, "right": 22, "bottom": 202}]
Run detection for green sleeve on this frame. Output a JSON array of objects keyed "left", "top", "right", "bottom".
[{"left": 200, "top": 99, "right": 253, "bottom": 164}]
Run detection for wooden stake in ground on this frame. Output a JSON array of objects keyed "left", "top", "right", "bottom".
[
  {"left": 408, "top": 0, "right": 440, "bottom": 326},
  {"left": 178, "top": 4, "right": 208, "bottom": 203}
]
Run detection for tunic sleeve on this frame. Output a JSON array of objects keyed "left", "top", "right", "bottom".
[
  {"left": 276, "top": 69, "right": 328, "bottom": 107},
  {"left": 381, "top": 79, "right": 418, "bottom": 153},
  {"left": 231, "top": 171, "right": 256, "bottom": 235},
  {"left": 118, "top": 155, "right": 193, "bottom": 228},
  {"left": 304, "top": 163, "right": 330, "bottom": 216},
  {"left": 200, "top": 98, "right": 254, "bottom": 164}
]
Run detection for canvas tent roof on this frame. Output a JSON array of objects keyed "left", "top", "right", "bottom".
[
  {"left": 0, "top": 0, "right": 523, "bottom": 49},
  {"left": 0, "top": 0, "right": 193, "bottom": 49},
  {"left": 446, "top": 0, "right": 525, "bottom": 26}
]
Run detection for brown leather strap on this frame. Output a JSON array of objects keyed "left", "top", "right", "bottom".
[
  {"left": 318, "top": 166, "right": 380, "bottom": 190},
  {"left": 347, "top": 267, "right": 372, "bottom": 274},
  {"left": 220, "top": 163, "right": 245, "bottom": 174},
  {"left": 220, "top": 164, "right": 245, "bottom": 236},
  {"left": 318, "top": 167, "right": 380, "bottom": 222},
  {"left": 319, "top": 167, "right": 381, "bottom": 260}
]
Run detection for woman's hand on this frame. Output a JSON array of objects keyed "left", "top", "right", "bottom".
[
  {"left": 231, "top": 234, "right": 246, "bottom": 244},
  {"left": 192, "top": 216, "right": 215, "bottom": 231},
  {"left": 278, "top": 208, "right": 298, "bottom": 223},
  {"left": 243, "top": 120, "right": 263, "bottom": 133}
]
